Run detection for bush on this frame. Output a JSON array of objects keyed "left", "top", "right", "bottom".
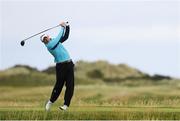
[{"left": 87, "top": 69, "right": 104, "bottom": 79}]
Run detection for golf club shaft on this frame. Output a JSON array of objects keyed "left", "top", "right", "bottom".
[{"left": 22, "top": 22, "right": 68, "bottom": 42}]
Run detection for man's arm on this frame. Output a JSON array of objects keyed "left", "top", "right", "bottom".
[
  {"left": 60, "top": 25, "right": 70, "bottom": 43},
  {"left": 54, "top": 26, "right": 65, "bottom": 42},
  {"left": 46, "top": 26, "right": 64, "bottom": 49}
]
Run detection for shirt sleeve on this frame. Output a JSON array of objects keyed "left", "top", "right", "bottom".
[
  {"left": 60, "top": 25, "right": 70, "bottom": 43},
  {"left": 45, "top": 26, "right": 65, "bottom": 49}
]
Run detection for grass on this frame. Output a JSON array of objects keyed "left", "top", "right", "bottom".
[
  {"left": 1, "top": 107, "right": 180, "bottom": 120},
  {"left": 0, "top": 82, "right": 180, "bottom": 120}
]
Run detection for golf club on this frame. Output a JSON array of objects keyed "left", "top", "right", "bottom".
[{"left": 20, "top": 22, "right": 68, "bottom": 46}]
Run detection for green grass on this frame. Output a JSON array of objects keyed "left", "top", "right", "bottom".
[
  {"left": 1, "top": 107, "right": 180, "bottom": 120},
  {"left": 0, "top": 83, "right": 180, "bottom": 120}
]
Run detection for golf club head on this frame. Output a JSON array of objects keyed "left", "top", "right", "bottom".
[{"left": 20, "top": 41, "right": 25, "bottom": 46}]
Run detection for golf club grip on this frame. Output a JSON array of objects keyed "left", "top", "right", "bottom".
[{"left": 22, "top": 22, "right": 69, "bottom": 41}]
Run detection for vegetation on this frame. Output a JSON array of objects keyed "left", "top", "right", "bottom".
[
  {"left": 0, "top": 60, "right": 173, "bottom": 86},
  {"left": 0, "top": 60, "right": 179, "bottom": 119},
  {"left": 0, "top": 84, "right": 180, "bottom": 120}
]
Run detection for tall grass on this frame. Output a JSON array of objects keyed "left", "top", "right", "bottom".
[{"left": 0, "top": 82, "right": 180, "bottom": 120}]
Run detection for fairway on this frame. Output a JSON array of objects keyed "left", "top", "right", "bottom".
[{"left": 0, "top": 83, "right": 180, "bottom": 120}]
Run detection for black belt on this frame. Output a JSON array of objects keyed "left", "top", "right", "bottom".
[{"left": 57, "top": 59, "right": 72, "bottom": 64}]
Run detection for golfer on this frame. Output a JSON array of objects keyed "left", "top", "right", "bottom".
[{"left": 41, "top": 22, "right": 74, "bottom": 111}]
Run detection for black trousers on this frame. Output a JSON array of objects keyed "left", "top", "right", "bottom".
[{"left": 50, "top": 61, "right": 74, "bottom": 106}]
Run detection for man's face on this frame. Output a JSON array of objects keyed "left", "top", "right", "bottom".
[{"left": 42, "top": 35, "right": 51, "bottom": 44}]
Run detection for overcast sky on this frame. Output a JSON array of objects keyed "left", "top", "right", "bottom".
[{"left": 0, "top": 0, "right": 180, "bottom": 78}]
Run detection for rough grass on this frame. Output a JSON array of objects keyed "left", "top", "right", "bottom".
[{"left": 0, "top": 82, "right": 180, "bottom": 120}]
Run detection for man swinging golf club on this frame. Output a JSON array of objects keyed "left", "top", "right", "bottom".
[{"left": 41, "top": 21, "right": 74, "bottom": 111}]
